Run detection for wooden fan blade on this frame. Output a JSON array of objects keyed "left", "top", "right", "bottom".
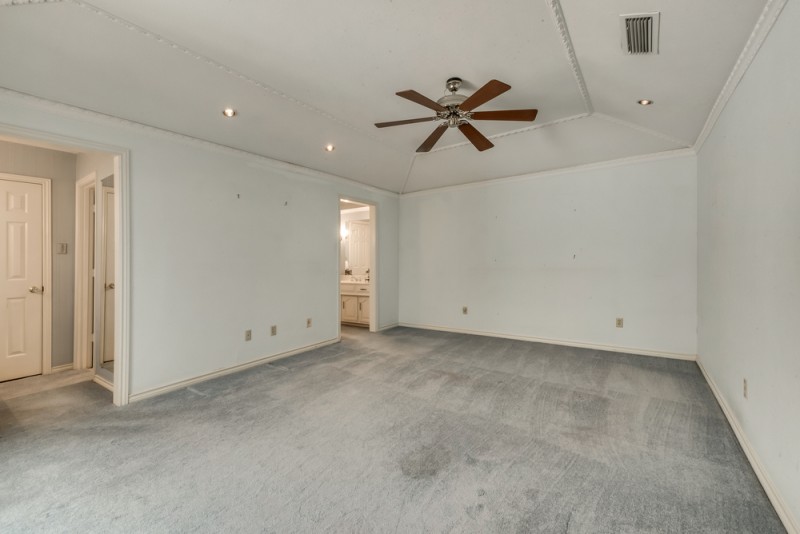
[
  {"left": 417, "top": 124, "right": 448, "bottom": 153},
  {"left": 470, "top": 109, "right": 538, "bottom": 122},
  {"left": 375, "top": 117, "right": 437, "bottom": 128},
  {"left": 397, "top": 90, "right": 447, "bottom": 112},
  {"left": 458, "top": 122, "right": 494, "bottom": 151},
  {"left": 459, "top": 79, "right": 511, "bottom": 112}
]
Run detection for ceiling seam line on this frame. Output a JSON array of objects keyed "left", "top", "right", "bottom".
[
  {"left": 399, "top": 154, "right": 418, "bottom": 195},
  {"left": 403, "top": 148, "right": 696, "bottom": 197},
  {"left": 0, "top": 86, "right": 399, "bottom": 195},
  {"left": 70, "top": 0, "right": 399, "bottom": 151},
  {"left": 546, "top": 0, "right": 593, "bottom": 113},
  {"left": 427, "top": 113, "right": 590, "bottom": 154},
  {"left": 592, "top": 113, "right": 692, "bottom": 148}
]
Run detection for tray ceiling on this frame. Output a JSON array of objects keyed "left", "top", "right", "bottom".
[{"left": 0, "top": 0, "right": 770, "bottom": 192}]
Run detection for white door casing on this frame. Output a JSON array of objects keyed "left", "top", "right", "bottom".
[
  {"left": 0, "top": 124, "right": 128, "bottom": 406},
  {"left": 0, "top": 176, "right": 48, "bottom": 381}
]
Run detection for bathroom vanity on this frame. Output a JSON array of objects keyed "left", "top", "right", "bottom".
[{"left": 340, "top": 281, "right": 370, "bottom": 326}]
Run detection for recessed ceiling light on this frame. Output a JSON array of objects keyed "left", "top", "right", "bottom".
[
  {"left": 325, "top": 144, "right": 335, "bottom": 152},
  {"left": 222, "top": 108, "right": 237, "bottom": 118},
  {"left": 638, "top": 99, "right": 654, "bottom": 106}
]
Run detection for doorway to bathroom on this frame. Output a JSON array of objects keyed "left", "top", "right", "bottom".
[{"left": 339, "top": 198, "right": 377, "bottom": 333}]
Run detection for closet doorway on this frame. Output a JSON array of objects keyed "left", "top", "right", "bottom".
[{"left": 75, "top": 166, "right": 117, "bottom": 391}]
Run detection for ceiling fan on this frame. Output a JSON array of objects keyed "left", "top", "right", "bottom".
[{"left": 375, "top": 77, "right": 538, "bottom": 153}]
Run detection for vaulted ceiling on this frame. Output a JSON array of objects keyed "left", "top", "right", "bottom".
[{"left": 0, "top": 0, "right": 769, "bottom": 192}]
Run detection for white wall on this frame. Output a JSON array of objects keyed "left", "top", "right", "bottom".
[
  {"left": 697, "top": 0, "right": 800, "bottom": 527},
  {"left": 0, "top": 92, "right": 399, "bottom": 396},
  {"left": 400, "top": 153, "right": 697, "bottom": 357},
  {"left": 0, "top": 139, "right": 77, "bottom": 368}
]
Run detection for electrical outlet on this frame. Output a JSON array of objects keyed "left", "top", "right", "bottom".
[
  {"left": 616, "top": 317, "right": 624, "bottom": 328},
  {"left": 271, "top": 325, "right": 277, "bottom": 336},
  {"left": 743, "top": 378, "right": 748, "bottom": 399},
  {"left": 306, "top": 318, "right": 312, "bottom": 328},
  {"left": 462, "top": 306, "right": 468, "bottom": 315},
  {"left": 244, "top": 329, "right": 252, "bottom": 341}
]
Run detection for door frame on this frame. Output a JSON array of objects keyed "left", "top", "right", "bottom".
[
  {"left": 98, "top": 185, "right": 115, "bottom": 367},
  {"left": 338, "top": 196, "right": 378, "bottom": 334},
  {"left": 0, "top": 172, "right": 52, "bottom": 375},
  {"left": 73, "top": 172, "right": 95, "bottom": 370},
  {"left": 0, "top": 123, "right": 131, "bottom": 406}
]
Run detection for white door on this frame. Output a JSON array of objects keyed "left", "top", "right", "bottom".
[
  {"left": 101, "top": 187, "right": 115, "bottom": 364},
  {"left": 0, "top": 178, "right": 44, "bottom": 381},
  {"left": 349, "top": 220, "right": 371, "bottom": 273}
]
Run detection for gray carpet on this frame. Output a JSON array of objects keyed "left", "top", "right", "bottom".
[{"left": 0, "top": 327, "right": 785, "bottom": 533}]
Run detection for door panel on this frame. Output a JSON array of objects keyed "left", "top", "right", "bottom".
[
  {"left": 358, "top": 296, "right": 370, "bottom": 323},
  {"left": 1, "top": 178, "right": 43, "bottom": 382},
  {"left": 341, "top": 295, "right": 358, "bottom": 323},
  {"left": 348, "top": 220, "right": 370, "bottom": 273},
  {"left": 101, "top": 188, "right": 114, "bottom": 364}
]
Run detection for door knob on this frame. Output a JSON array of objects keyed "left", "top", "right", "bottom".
[
  {"left": 28, "top": 286, "right": 43, "bottom": 294},
  {"left": 105, "top": 283, "right": 115, "bottom": 290}
]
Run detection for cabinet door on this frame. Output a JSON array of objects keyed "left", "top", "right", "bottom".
[
  {"left": 357, "top": 296, "right": 370, "bottom": 324},
  {"left": 341, "top": 295, "right": 359, "bottom": 322}
]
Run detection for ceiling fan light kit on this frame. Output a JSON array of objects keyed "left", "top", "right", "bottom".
[{"left": 375, "top": 77, "right": 538, "bottom": 153}]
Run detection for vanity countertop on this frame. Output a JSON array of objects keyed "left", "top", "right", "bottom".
[{"left": 341, "top": 281, "right": 370, "bottom": 295}]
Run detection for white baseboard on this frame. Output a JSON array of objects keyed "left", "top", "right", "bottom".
[
  {"left": 377, "top": 322, "right": 399, "bottom": 332},
  {"left": 50, "top": 363, "right": 74, "bottom": 373},
  {"left": 696, "top": 359, "right": 798, "bottom": 534},
  {"left": 128, "top": 337, "right": 341, "bottom": 403},
  {"left": 93, "top": 373, "right": 113, "bottom": 393},
  {"left": 398, "top": 323, "right": 696, "bottom": 361}
]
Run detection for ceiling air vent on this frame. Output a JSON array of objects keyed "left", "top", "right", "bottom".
[{"left": 620, "top": 12, "right": 660, "bottom": 55}]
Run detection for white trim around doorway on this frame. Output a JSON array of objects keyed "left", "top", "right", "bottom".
[
  {"left": 0, "top": 122, "right": 131, "bottom": 406},
  {"left": 74, "top": 172, "right": 95, "bottom": 371}
]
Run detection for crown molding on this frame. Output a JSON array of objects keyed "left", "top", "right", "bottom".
[
  {"left": 693, "top": 0, "right": 788, "bottom": 151},
  {"left": 547, "top": 0, "right": 593, "bottom": 113},
  {"left": 0, "top": 0, "right": 62, "bottom": 6}
]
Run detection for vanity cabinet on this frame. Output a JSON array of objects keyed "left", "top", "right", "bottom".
[
  {"left": 341, "top": 295, "right": 359, "bottom": 323},
  {"left": 341, "top": 294, "right": 369, "bottom": 325}
]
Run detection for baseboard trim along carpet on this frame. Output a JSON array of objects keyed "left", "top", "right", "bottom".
[
  {"left": 93, "top": 373, "right": 113, "bottom": 393},
  {"left": 50, "top": 363, "right": 74, "bottom": 373},
  {"left": 128, "top": 337, "right": 341, "bottom": 403},
  {"left": 398, "top": 323, "right": 697, "bottom": 361},
  {"left": 697, "top": 359, "right": 799, "bottom": 534}
]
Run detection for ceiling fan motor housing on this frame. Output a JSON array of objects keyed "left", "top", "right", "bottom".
[{"left": 437, "top": 93, "right": 467, "bottom": 108}]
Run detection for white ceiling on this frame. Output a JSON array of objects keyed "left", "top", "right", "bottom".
[{"left": 0, "top": 0, "right": 769, "bottom": 193}]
